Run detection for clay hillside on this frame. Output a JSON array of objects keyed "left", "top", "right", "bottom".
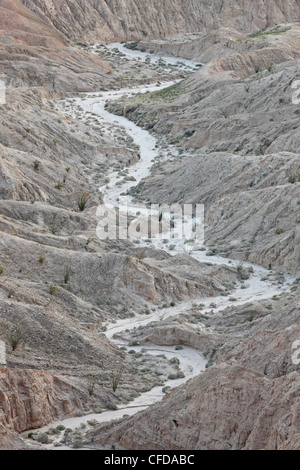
[{"left": 0, "top": 0, "right": 299, "bottom": 451}]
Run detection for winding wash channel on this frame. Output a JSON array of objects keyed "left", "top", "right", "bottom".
[{"left": 32, "top": 45, "right": 294, "bottom": 448}]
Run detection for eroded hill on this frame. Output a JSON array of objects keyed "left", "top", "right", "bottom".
[
  {"left": 0, "top": 0, "right": 299, "bottom": 451},
  {"left": 20, "top": 0, "right": 300, "bottom": 41}
]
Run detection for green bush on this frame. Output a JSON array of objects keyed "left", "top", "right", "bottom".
[
  {"left": 56, "top": 425, "right": 66, "bottom": 431},
  {"left": 169, "top": 357, "right": 180, "bottom": 365},
  {"left": 77, "top": 193, "right": 90, "bottom": 211},
  {"left": 73, "top": 440, "right": 83, "bottom": 449},
  {"left": 106, "top": 401, "right": 118, "bottom": 410},
  {"left": 176, "top": 371, "right": 185, "bottom": 379},
  {"left": 7, "top": 322, "right": 26, "bottom": 351},
  {"left": 168, "top": 374, "right": 177, "bottom": 380},
  {"left": 37, "top": 433, "right": 49, "bottom": 444}
]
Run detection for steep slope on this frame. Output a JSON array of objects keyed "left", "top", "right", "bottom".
[
  {"left": 138, "top": 23, "right": 300, "bottom": 66},
  {"left": 86, "top": 363, "right": 300, "bottom": 450},
  {"left": 0, "top": 0, "right": 66, "bottom": 47},
  {"left": 0, "top": 0, "right": 299, "bottom": 450},
  {"left": 0, "top": 48, "right": 243, "bottom": 442},
  {"left": 20, "top": 0, "right": 300, "bottom": 42},
  {"left": 107, "top": 30, "right": 300, "bottom": 275},
  {"left": 0, "top": 0, "right": 112, "bottom": 92},
  {"left": 125, "top": 151, "right": 300, "bottom": 276},
  {"left": 0, "top": 368, "right": 87, "bottom": 449},
  {"left": 84, "top": 286, "right": 300, "bottom": 450}
]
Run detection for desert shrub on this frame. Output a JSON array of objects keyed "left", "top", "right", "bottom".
[
  {"left": 63, "top": 264, "right": 72, "bottom": 284},
  {"left": 33, "top": 160, "right": 40, "bottom": 171},
  {"left": 37, "top": 433, "right": 49, "bottom": 444},
  {"left": 169, "top": 357, "right": 180, "bottom": 365},
  {"left": 48, "top": 224, "right": 60, "bottom": 235},
  {"left": 87, "top": 376, "right": 96, "bottom": 396},
  {"left": 7, "top": 322, "right": 26, "bottom": 351},
  {"left": 206, "top": 360, "right": 214, "bottom": 369},
  {"left": 287, "top": 171, "right": 300, "bottom": 184},
  {"left": 56, "top": 425, "right": 66, "bottom": 431},
  {"left": 176, "top": 371, "right": 185, "bottom": 379},
  {"left": 7, "top": 289, "right": 14, "bottom": 299},
  {"left": 49, "top": 285, "right": 58, "bottom": 295},
  {"left": 77, "top": 193, "right": 90, "bottom": 211},
  {"left": 168, "top": 374, "right": 177, "bottom": 380},
  {"left": 111, "top": 366, "right": 123, "bottom": 393},
  {"left": 106, "top": 401, "right": 118, "bottom": 410},
  {"left": 73, "top": 440, "right": 83, "bottom": 449}
]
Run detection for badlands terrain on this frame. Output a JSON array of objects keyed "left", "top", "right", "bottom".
[{"left": 0, "top": 0, "right": 299, "bottom": 451}]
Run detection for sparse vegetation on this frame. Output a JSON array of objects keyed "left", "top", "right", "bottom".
[
  {"left": 111, "top": 366, "right": 124, "bottom": 392},
  {"left": 77, "top": 193, "right": 90, "bottom": 211},
  {"left": 33, "top": 160, "right": 41, "bottom": 171},
  {"left": 63, "top": 264, "right": 72, "bottom": 284},
  {"left": 73, "top": 440, "right": 83, "bottom": 449},
  {"left": 287, "top": 171, "right": 300, "bottom": 184},
  {"left": 249, "top": 25, "right": 291, "bottom": 38},
  {"left": 106, "top": 401, "right": 118, "bottom": 410},
  {"left": 87, "top": 376, "right": 96, "bottom": 396},
  {"left": 49, "top": 285, "right": 58, "bottom": 295},
  {"left": 7, "top": 322, "right": 26, "bottom": 351},
  {"left": 37, "top": 433, "right": 49, "bottom": 444},
  {"left": 0, "top": 19, "right": 299, "bottom": 452}
]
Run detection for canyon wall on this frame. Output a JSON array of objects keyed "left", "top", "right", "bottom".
[
  {"left": 0, "top": 368, "right": 87, "bottom": 449},
  {"left": 20, "top": 0, "right": 300, "bottom": 42}
]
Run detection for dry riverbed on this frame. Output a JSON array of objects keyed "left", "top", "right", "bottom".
[{"left": 26, "top": 43, "right": 296, "bottom": 450}]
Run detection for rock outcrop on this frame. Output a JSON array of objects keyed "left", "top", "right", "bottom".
[{"left": 0, "top": 367, "right": 88, "bottom": 449}]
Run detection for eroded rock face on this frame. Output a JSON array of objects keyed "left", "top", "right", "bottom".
[
  {"left": 0, "top": 368, "right": 87, "bottom": 449},
  {"left": 120, "top": 150, "right": 300, "bottom": 276},
  {"left": 0, "top": 0, "right": 299, "bottom": 452},
  {"left": 138, "top": 24, "right": 300, "bottom": 70},
  {"left": 109, "top": 44, "right": 300, "bottom": 276},
  {"left": 83, "top": 286, "right": 300, "bottom": 451},
  {"left": 20, "top": 0, "right": 300, "bottom": 41},
  {"left": 0, "top": 0, "right": 112, "bottom": 92},
  {"left": 0, "top": 0, "right": 67, "bottom": 47},
  {"left": 87, "top": 363, "right": 300, "bottom": 450}
]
